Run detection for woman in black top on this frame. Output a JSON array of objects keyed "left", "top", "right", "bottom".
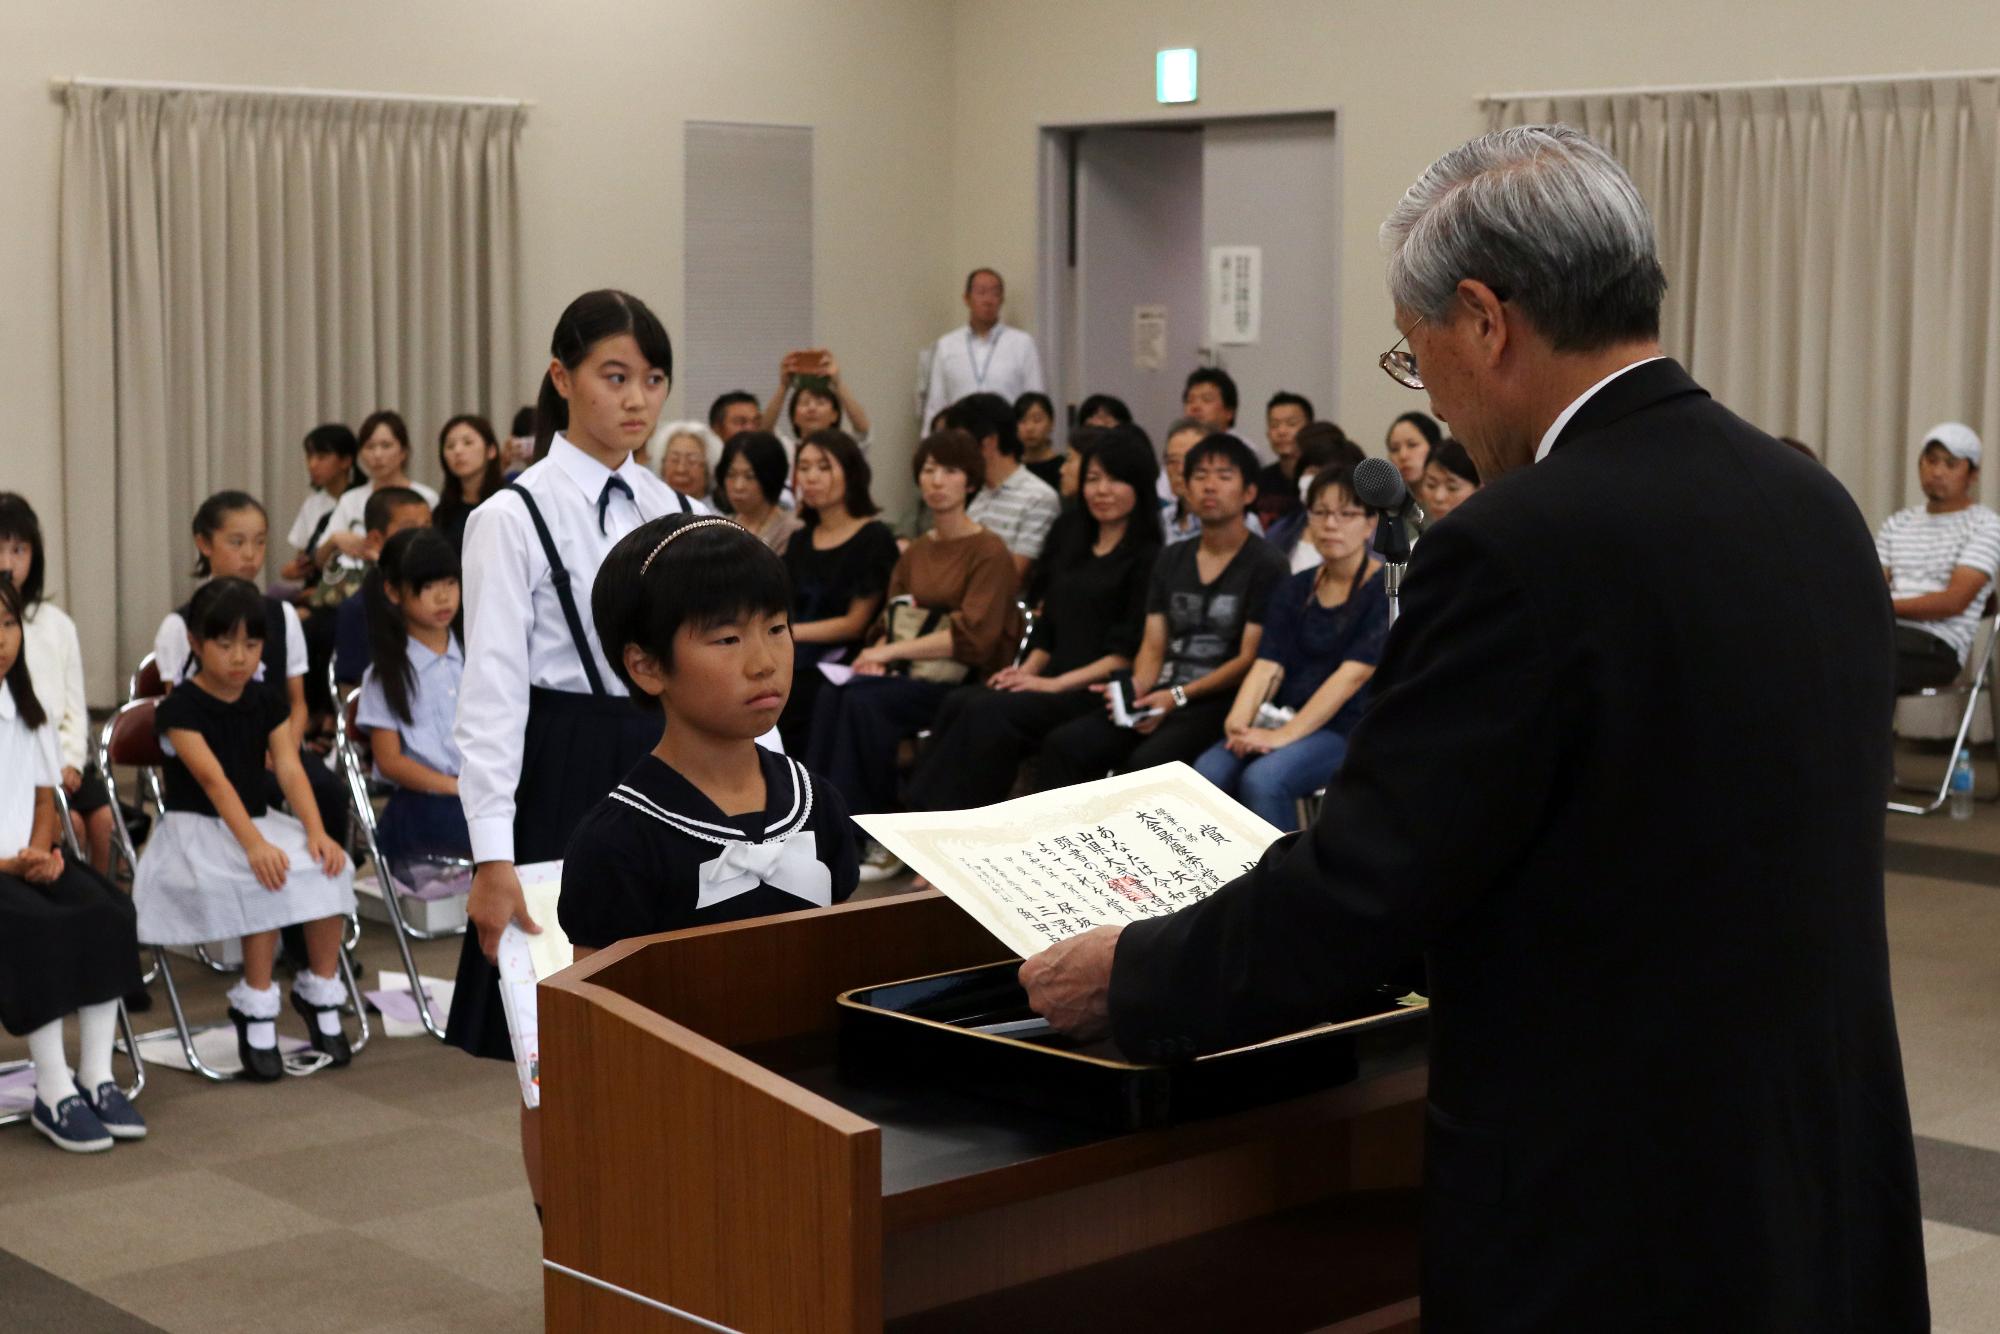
[
  {"left": 908, "top": 426, "right": 1161, "bottom": 810},
  {"left": 778, "top": 429, "right": 900, "bottom": 751},
  {"left": 433, "top": 413, "right": 505, "bottom": 551}
]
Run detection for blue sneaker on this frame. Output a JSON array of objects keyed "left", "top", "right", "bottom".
[
  {"left": 32, "top": 1094, "right": 113, "bottom": 1153},
  {"left": 82, "top": 1082, "right": 147, "bottom": 1140}
]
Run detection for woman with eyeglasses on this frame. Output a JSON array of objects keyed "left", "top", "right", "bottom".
[{"left": 1191, "top": 465, "right": 1388, "bottom": 831}]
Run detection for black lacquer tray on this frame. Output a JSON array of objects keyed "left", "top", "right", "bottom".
[{"left": 836, "top": 961, "right": 1425, "bottom": 1132}]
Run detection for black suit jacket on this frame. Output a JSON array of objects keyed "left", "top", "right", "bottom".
[{"left": 1110, "top": 361, "right": 1929, "bottom": 1332}]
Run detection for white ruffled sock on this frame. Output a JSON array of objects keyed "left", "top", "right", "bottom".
[
  {"left": 227, "top": 980, "right": 282, "bottom": 1050},
  {"left": 26, "top": 1020, "right": 77, "bottom": 1106},
  {"left": 74, "top": 1001, "right": 119, "bottom": 1091},
  {"left": 292, "top": 970, "right": 347, "bottom": 1037}
]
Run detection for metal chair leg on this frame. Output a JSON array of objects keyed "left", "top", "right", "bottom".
[{"left": 139, "top": 946, "right": 238, "bottom": 1082}]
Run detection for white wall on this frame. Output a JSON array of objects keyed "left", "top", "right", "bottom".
[
  {"left": 4, "top": 0, "right": 955, "bottom": 642},
  {"left": 946, "top": 0, "right": 2000, "bottom": 454}
]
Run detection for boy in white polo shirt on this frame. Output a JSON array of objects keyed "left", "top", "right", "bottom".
[{"left": 1876, "top": 422, "right": 2000, "bottom": 691}]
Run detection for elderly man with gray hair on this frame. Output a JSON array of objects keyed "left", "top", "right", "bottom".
[{"left": 1021, "top": 125, "right": 1928, "bottom": 1330}]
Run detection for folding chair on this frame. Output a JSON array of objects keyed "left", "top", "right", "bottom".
[
  {"left": 0, "top": 784, "right": 147, "bottom": 1129},
  {"left": 1889, "top": 596, "right": 2000, "bottom": 817},
  {"left": 330, "top": 682, "right": 466, "bottom": 1041},
  {"left": 100, "top": 697, "right": 370, "bottom": 1080},
  {"left": 127, "top": 651, "right": 165, "bottom": 702}
]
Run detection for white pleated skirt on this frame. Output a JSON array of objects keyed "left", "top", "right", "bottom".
[{"left": 134, "top": 812, "right": 357, "bottom": 946}]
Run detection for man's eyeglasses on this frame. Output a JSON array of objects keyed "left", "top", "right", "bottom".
[{"left": 1379, "top": 315, "right": 1425, "bottom": 390}]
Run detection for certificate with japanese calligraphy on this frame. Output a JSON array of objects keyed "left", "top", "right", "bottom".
[{"left": 854, "top": 763, "right": 1285, "bottom": 959}]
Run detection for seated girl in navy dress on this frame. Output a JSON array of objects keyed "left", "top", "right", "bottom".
[
  {"left": 0, "top": 578, "right": 146, "bottom": 1151},
  {"left": 559, "top": 515, "right": 859, "bottom": 955},
  {"left": 356, "top": 529, "right": 472, "bottom": 866}
]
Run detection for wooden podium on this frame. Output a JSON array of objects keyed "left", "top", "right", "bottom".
[{"left": 540, "top": 891, "right": 1427, "bottom": 1333}]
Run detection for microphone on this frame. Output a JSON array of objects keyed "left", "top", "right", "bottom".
[{"left": 1351, "top": 456, "right": 1409, "bottom": 514}]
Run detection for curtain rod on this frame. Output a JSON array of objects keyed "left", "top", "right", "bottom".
[
  {"left": 1482, "top": 67, "right": 2000, "bottom": 106},
  {"left": 49, "top": 75, "right": 531, "bottom": 110}
]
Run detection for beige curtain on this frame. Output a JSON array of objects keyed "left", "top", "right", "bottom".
[
  {"left": 58, "top": 86, "right": 522, "bottom": 700},
  {"left": 1490, "top": 77, "right": 2000, "bottom": 527}
]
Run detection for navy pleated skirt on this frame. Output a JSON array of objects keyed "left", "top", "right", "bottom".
[
  {"left": 444, "top": 687, "right": 659, "bottom": 1060},
  {"left": 0, "top": 861, "right": 141, "bottom": 1037}
]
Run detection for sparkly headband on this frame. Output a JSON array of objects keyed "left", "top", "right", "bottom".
[{"left": 639, "top": 518, "right": 736, "bottom": 577}]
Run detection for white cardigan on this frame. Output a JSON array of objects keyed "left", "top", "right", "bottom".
[{"left": 22, "top": 601, "right": 90, "bottom": 774}]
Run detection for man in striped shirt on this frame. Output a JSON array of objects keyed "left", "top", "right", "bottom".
[
  {"left": 950, "top": 391, "right": 1060, "bottom": 583},
  {"left": 1876, "top": 422, "right": 2000, "bottom": 692}
]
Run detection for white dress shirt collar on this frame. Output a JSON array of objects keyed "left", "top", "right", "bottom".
[
  {"left": 547, "top": 432, "right": 646, "bottom": 502},
  {"left": 966, "top": 321, "right": 1007, "bottom": 345},
  {"left": 1534, "top": 356, "right": 1668, "bottom": 464}
]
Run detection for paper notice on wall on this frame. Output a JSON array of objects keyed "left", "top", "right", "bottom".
[
  {"left": 854, "top": 763, "right": 1284, "bottom": 959},
  {"left": 1210, "top": 245, "right": 1262, "bottom": 345},
  {"left": 494, "top": 860, "right": 573, "bottom": 1108},
  {"left": 1133, "top": 304, "right": 1168, "bottom": 370}
]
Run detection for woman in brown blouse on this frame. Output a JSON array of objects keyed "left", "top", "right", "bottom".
[
  {"left": 804, "top": 430, "right": 1018, "bottom": 870},
  {"left": 717, "top": 430, "right": 803, "bottom": 556}
]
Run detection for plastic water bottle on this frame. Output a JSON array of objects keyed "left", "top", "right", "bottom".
[{"left": 1949, "top": 748, "right": 1976, "bottom": 821}]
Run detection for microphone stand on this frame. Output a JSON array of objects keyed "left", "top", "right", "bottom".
[{"left": 1371, "top": 505, "right": 1415, "bottom": 626}]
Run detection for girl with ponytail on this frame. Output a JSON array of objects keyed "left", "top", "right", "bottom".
[{"left": 445, "top": 290, "right": 722, "bottom": 1214}]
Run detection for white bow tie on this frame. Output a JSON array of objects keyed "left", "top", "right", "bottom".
[{"left": 694, "top": 831, "right": 832, "bottom": 910}]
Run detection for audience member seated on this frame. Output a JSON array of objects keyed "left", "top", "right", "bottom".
[
  {"left": 1193, "top": 466, "right": 1388, "bottom": 830},
  {"left": 1161, "top": 417, "right": 1264, "bottom": 543},
  {"left": 922, "top": 268, "right": 1045, "bottom": 425},
  {"left": 1420, "top": 437, "right": 1481, "bottom": 523},
  {"left": 333, "top": 487, "right": 434, "bottom": 688},
  {"left": 1877, "top": 422, "right": 2000, "bottom": 693},
  {"left": 0, "top": 575, "right": 146, "bottom": 1152},
  {"left": 910, "top": 426, "right": 1163, "bottom": 811},
  {"left": 135, "top": 578, "right": 356, "bottom": 1081},
  {"left": 1034, "top": 426, "right": 1124, "bottom": 602},
  {"left": 1183, "top": 366, "right": 1263, "bottom": 461},
  {"left": 1252, "top": 391, "right": 1316, "bottom": 531},
  {"left": 780, "top": 429, "right": 900, "bottom": 752},
  {"left": 653, "top": 419, "right": 721, "bottom": 505},
  {"left": 1076, "top": 393, "right": 1133, "bottom": 431},
  {"left": 1037, "top": 434, "right": 1287, "bottom": 788},
  {"left": 1385, "top": 409, "right": 1441, "bottom": 488},
  {"left": 503, "top": 405, "right": 536, "bottom": 477},
  {"left": 716, "top": 431, "right": 804, "bottom": 556},
  {"left": 1055, "top": 426, "right": 1106, "bottom": 501},
  {"left": 950, "top": 391, "right": 1061, "bottom": 582},
  {"left": 1265, "top": 422, "right": 1365, "bottom": 571},
  {"left": 708, "top": 389, "right": 762, "bottom": 444},
  {"left": 434, "top": 413, "right": 504, "bottom": 551},
  {"left": 806, "top": 430, "right": 1019, "bottom": 878},
  {"left": 356, "top": 529, "right": 471, "bottom": 866},
  {"left": 1016, "top": 392, "right": 1065, "bottom": 491},
  {"left": 0, "top": 493, "right": 116, "bottom": 871},
  {"left": 315, "top": 410, "right": 439, "bottom": 599},
  {"left": 764, "top": 349, "right": 872, "bottom": 457},
  {"left": 156, "top": 491, "right": 349, "bottom": 850},
  {"left": 279, "top": 423, "right": 360, "bottom": 592}
]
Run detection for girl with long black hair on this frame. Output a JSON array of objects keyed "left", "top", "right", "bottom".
[{"left": 446, "top": 289, "right": 706, "bottom": 1210}]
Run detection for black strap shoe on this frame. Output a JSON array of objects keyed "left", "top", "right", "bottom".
[
  {"left": 289, "top": 986, "right": 353, "bottom": 1067},
  {"left": 227, "top": 1007, "right": 285, "bottom": 1082}
]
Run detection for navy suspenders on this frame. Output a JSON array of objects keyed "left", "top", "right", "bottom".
[{"left": 506, "top": 483, "right": 608, "bottom": 697}]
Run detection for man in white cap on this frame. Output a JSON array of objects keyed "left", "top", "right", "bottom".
[{"left": 1876, "top": 421, "right": 2000, "bottom": 691}]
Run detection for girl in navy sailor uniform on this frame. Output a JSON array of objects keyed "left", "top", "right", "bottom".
[{"left": 560, "top": 514, "right": 857, "bottom": 958}]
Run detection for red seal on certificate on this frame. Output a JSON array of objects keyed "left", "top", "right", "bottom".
[{"left": 1107, "top": 875, "right": 1147, "bottom": 902}]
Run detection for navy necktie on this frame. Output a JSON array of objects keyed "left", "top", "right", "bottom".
[{"left": 598, "top": 475, "right": 634, "bottom": 535}]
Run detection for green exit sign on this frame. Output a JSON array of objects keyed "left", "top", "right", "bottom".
[{"left": 1157, "top": 48, "right": 1197, "bottom": 104}]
